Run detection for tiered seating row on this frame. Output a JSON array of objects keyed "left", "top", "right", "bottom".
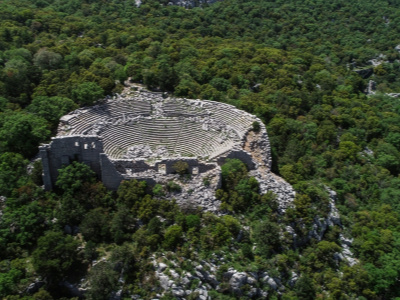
[
  {"left": 138, "top": 118, "right": 182, "bottom": 154},
  {"left": 102, "top": 123, "right": 145, "bottom": 158},
  {"left": 59, "top": 93, "right": 258, "bottom": 160},
  {"left": 208, "top": 106, "right": 254, "bottom": 137},
  {"left": 162, "top": 102, "right": 192, "bottom": 114},
  {"left": 108, "top": 100, "right": 151, "bottom": 116},
  {"left": 69, "top": 110, "right": 111, "bottom": 135},
  {"left": 173, "top": 120, "right": 235, "bottom": 158}
]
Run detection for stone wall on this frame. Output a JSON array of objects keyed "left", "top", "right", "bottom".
[
  {"left": 99, "top": 154, "right": 125, "bottom": 190},
  {"left": 217, "top": 149, "right": 256, "bottom": 170},
  {"left": 100, "top": 156, "right": 217, "bottom": 190},
  {"left": 40, "top": 136, "right": 103, "bottom": 190}
]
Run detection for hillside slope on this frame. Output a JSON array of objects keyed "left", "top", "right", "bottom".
[{"left": 1, "top": 0, "right": 400, "bottom": 299}]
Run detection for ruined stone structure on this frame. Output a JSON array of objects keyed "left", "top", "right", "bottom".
[{"left": 40, "top": 86, "right": 295, "bottom": 211}]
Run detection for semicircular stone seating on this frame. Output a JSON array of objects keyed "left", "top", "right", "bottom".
[{"left": 59, "top": 93, "right": 256, "bottom": 161}]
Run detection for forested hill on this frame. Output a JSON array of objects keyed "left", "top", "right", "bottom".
[{"left": 1, "top": 0, "right": 400, "bottom": 299}]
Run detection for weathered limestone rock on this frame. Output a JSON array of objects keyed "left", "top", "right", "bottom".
[
  {"left": 387, "top": 93, "right": 400, "bottom": 98},
  {"left": 365, "top": 80, "right": 376, "bottom": 95},
  {"left": 26, "top": 281, "right": 45, "bottom": 294},
  {"left": 0, "top": 195, "right": 6, "bottom": 221},
  {"left": 167, "top": 0, "right": 221, "bottom": 8}
]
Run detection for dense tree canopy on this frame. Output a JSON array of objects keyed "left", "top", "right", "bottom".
[{"left": 1, "top": 0, "right": 400, "bottom": 298}]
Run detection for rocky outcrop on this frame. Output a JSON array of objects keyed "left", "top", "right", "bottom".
[
  {"left": 152, "top": 256, "right": 283, "bottom": 299},
  {"left": 26, "top": 280, "right": 45, "bottom": 294},
  {"left": 168, "top": 0, "right": 221, "bottom": 8},
  {"left": 135, "top": 0, "right": 222, "bottom": 8},
  {"left": 307, "top": 188, "right": 341, "bottom": 241},
  {"left": 287, "top": 187, "right": 357, "bottom": 266},
  {"left": 250, "top": 170, "right": 295, "bottom": 212},
  {"left": 152, "top": 167, "right": 222, "bottom": 213},
  {"left": 244, "top": 128, "right": 295, "bottom": 212},
  {"left": 365, "top": 80, "right": 376, "bottom": 95},
  {"left": 387, "top": 93, "right": 400, "bottom": 98},
  {"left": 0, "top": 196, "right": 6, "bottom": 222}
]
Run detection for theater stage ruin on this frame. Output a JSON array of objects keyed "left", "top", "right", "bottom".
[{"left": 40, "top": 87, "right": 295, "bottom": 211}]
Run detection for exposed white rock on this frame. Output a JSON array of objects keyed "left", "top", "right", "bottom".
[
  {"left": 229, "top": 272, "right": 248, "bottom": 289},
  {"left": 158, "top": 262, "right": 167, "bottom": 272},
  {"left": 167, "top": 0, "right": 222, "bottom": 8},
  {"left": 387, "top": 93, "right": 400, "bottom": 98},
  {"left": 288, "top": 272, "right": 299, "bottom": 287},
  {"left": 0, "top": 196, "right": 6, "bottom": 221},
  {"left": 339, "top": 234, "right": 358, "bottom": 266},
  {"left": 250, "top": 170, "right": 296, "bottom": 212},
  {"left": 365, "top": 80, "right": 376, "bottom": 95},
  {"left": 169, "top": 269, "right": 180, "bottom": 279}
]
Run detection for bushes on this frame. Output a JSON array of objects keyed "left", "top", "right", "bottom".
[
  {"left": 56, "top": 161, "right": 96, "bottom": 194},
  {"left": 0, "top": 152, "right": 28, "bottom": 197},
  {"left": 163, "top": 225, "right": 183, "bottom": 250},
  {"left": 167, "top": 181, "right": 181, "bottom": 192},
  {"left": 252, "top": 219, "right": 281, "bottom": 258},
  {"left": 217, "top": 158, "right": 260, "bottom": 212},
  {"left": 172, "top": 160, "right": 189, "bottom": 175},
  {"left": 32, "top": 231, "right": 81, "bottom": 283}
]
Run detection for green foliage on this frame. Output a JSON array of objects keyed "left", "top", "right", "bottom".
[
  {"left": 0, "top": 97, "right": 8, "bottom": 112},
  {"left": 55, "top": 161, "right": 96, "bottom": 194},
  {"left": 172, "top": 160, "right": 189, "bottom": 175},
  {"left": 294, "top": 275, "right": 316, "bottom": 300},
  {"left": 0, "top": 152, "right": 28, "bottom": 197},
  {"left": 186, "top": 214, "right": 201, "bottom": 230},
  {"left": 33, "top": 289, "right": 53, "bottom": 300},
  {"left": 110, "top": 205, "right": 136, "bottom": 244},
  {"left": 110, "top": 243, "right": 138, "bottom": 279},
  {"left": 0, "top": 267, "right": 23, "bottom": 297},
  {"left": 0, "top": 195, "right": 49, "bottom": 252},
  {"left": 26, "top": 96, "right": 78, "bottom": 129},
  {"left": 2, "top": 0, "right": 400, "bottom": 297},
  {"left": 167, "top": 181, "right": 182, "bottom": 193},
  {"left": 71, "top": 82, "right": 104, "bottom": 106},
  {"left": 220, "top": 158, "right": 248, "bottom": 188},
  {"left": 81, "top": 208, "right": 111, "bottom": 243},
  {"left": 33, "top": 48, "right": 62, "bottom": 70},
  {"left": 217, "top": 159, "right": 260, "bottom": 212},
  {"left": 31, "top": 159, "right": 43, "bottom": 186},
  {"left": 152, "top": 183, "right": 165, "bottom": 197},
  {"left": 252, "top": 121, "right": 260, "bottom": 132},
  {"left": 252, "top": 219, "right": 281, "bottom": 258},
  {"left": 0, "top": 112, "right": 50, "bottom": 157},
  {"left": 117, "top": 179, "right": 147, "bottom": 208},
  {"left": 162, "top": 225, "right": 183, "bottom": 250},
  {"left": 32, "top": 231, "right": 80, "bottom": 283},
  {"left": 85, "top": 262, "right": 118, "bottom": 300}
]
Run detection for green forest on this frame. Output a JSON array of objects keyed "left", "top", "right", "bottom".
[{"left": 1, "top": 0, "right": 400, "bottom": 298}]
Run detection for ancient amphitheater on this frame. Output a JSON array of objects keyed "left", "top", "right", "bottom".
[{"left": 40, "top": 86, "right": 295, "bottom": 211}]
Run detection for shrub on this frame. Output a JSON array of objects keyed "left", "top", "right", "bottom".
[
  {"left": 186, "top": 214, "right": 201, "bottom": 230},
  {"left": 56, "top": 161, "right": 96, "bottom": 194},
  {"left": 167, "top": 181, "right": 181, "bottom": 192},
  {"left": 172, "top": 160, "right": 189, "bottom": 175},
  {"left": 162, "top": 225, "right": 183, "bottom": 250},
  {"left": 252, "top": 121, "right": 261, "bottom": 132},
  {"left": 153, "top": 183, "right": 165, "bottom": 197}
]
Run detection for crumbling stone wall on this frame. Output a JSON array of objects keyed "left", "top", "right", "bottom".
[{"left": 40, "top": 136, "right": 103, "bottom": 190}]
